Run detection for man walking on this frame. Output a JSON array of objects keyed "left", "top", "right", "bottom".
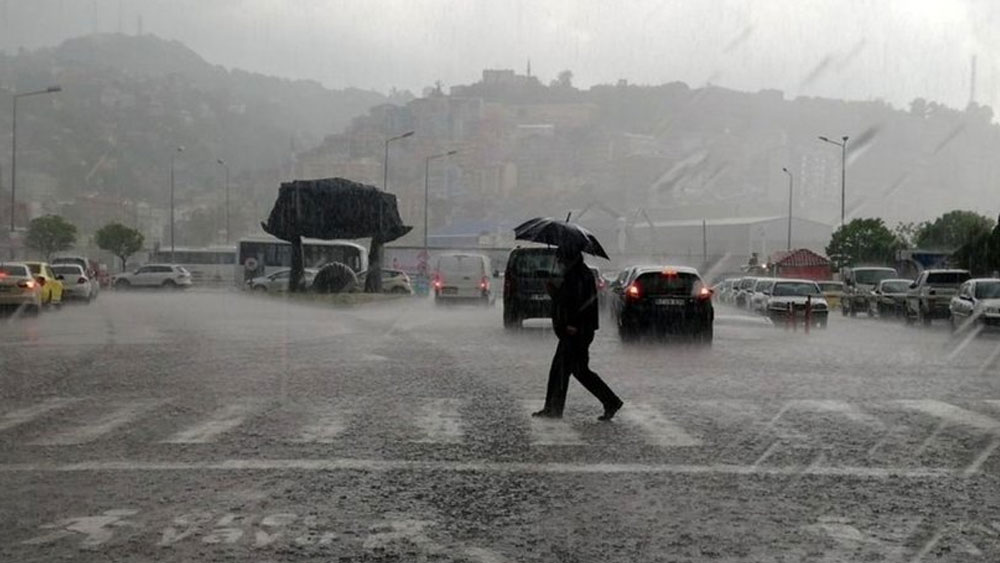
[{"left": 533, "top": 246, "right": 623, "bottom": 421}]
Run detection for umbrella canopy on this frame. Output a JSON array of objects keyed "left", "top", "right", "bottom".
[
  {"left": 513, "top": 217, "right": 610, "bottom": 259},
  {"left": 261, "top": 177, "right": 412, "bottom": 243}
]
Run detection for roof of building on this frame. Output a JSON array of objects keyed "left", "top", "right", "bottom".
[
  {"left": 771, "top": 248, "right": 830, "bottom": 267},
  {"left": 635, "top": 216, "right": 834, "bottom": 229}
]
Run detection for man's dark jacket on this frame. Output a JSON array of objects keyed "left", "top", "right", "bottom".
[{"left": 551, "top": 260, "right": 599, "bottom": 338}]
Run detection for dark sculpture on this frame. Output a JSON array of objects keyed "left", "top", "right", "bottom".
[{"left": 261, "top": 178, "right": 412, "bottom": 292}]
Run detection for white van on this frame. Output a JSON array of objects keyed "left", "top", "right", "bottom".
[{"left": 433, "top": 253, "right": 492, "bottom": 303}]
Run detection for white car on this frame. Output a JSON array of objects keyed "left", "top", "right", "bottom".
[
  {"left": 381, "top": 269, "right": 413, "bottom": 294},
  {"left": 949, "top": 278, "right": 1000, "bottom": 332},
  {"left": 0, "top": 262, "right": 43, "bottom": 313},
  {"left": 246, "top": 268, "right": 318, "bottom": 292},
  {"left": 51, "top": 263, "right": 95, "bottom": 302},
  {"left": 52, "top": 255, "right": 99, "bottom": 299},
  {"left": 766, "top": 279, "right": 829, "bottom": 328},
  {"left": 433, "top": 253, "right": 493, "bottom": 304},
  {"left": 113, "top": 264, "right": 193, "bottom": 289},
  {"left": 748, "top": 277, "right": 776, "bottom": 315}
]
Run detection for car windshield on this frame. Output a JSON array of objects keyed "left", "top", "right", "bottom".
[
  {"left": 0, "top": 264, "right": 30, "bottom": 277},
  {"left": 855, "top": 269, "right": 896, "bottom": 284},
  {"left": 635, "top": 271, "right": 701, "bottom": 295},
  {"left": 52, "top": 266, "right": 83, "bottom": 276},
  {"left": 817, "top": 282, "right": 842, "bottom": 292},
  {"left": 772, "top": 282, "right": 822, "bottom": 297},
  {"left": 881, "top": 281, "right": 911, "bottom": 293},
  {"left": 25, "top": 263, "right": 41, "bottom": 274},
  {"left": 975, "top": 281, "right": 1000, "bottom": 299},
  {"left": 927, "top": 272, "right": 971, "bottom": 285}
]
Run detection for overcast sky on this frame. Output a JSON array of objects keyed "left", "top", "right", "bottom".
[{"left": 2, "top": 0, "right": 998, "bottom": 112}]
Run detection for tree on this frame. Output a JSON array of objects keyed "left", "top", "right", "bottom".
[
  {"left": 825, "top": 218, "right": 903, "bottom": 269},
  {"left": 914, "top": 210, "right": 995, "bottom": 251},
  {"left": 95, "top": 222, "right": 145, "bottom": 271},
  {"left": 25, "top": 215, "right": 77, "bottom": 260}
]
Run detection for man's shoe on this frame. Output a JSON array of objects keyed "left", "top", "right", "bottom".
[
  {"left": 598, "top": 400, "right": 623, "bottom": 421},
  {"left": 532, "top": 409, "right": 561, "bottom": 418}
]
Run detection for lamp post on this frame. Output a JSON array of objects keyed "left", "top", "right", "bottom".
[
  {"left": 169, "top": 146, "right": 184, "bottom": 263},
  {"left": 367, "top": 130, "right": 414, "bottom": 293},
  {"left": 424, "top": 150, "right": 457, "bottom": 251},
  {"left": 10, "top": 85, "right": 61, "bottom": 233},
  {"left": 216, "top": 158, "right": 230, "bottom": 244},
  {"left": 782, "top": 167, "right": 793, "bottom": 250},
  {"left": 818, "top": 135, "right": 849, "bottom": 226}
]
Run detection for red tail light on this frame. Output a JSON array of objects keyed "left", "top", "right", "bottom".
[
  {"left": 77, "top": 277, "right": 88, "bottom": 284},
  {"left": 18, "top": 280, "right": 36, "bottom": 289},
  {"left": 626, "top": 282, "right": 641, "bottom": 300},
  {"left": 697, "top": 286, "right": 713, "bottom": 300},
  {"left": 432, "top": 274, "right": 443, "bottom": 289},
  {"left": 480, "top": 276, "right": 489, "bottom": 291}
]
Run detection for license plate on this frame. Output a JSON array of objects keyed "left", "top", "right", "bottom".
[
  {"left": 655, "top": 298, "right": 685, "bottom": 306},
  {"left": 530, "top": 294, "right": 550, "bottom": 301},
  {"left": 442, "top": 287, "right": 458, "bottom": 295}
]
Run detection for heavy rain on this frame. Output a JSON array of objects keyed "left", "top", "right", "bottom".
[{"left": 2, "top": 1, "right": 1000, "bottom": 562}]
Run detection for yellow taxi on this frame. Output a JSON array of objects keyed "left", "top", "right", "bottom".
[
  {"left": 23, "top": 261, "right": 64, "bottom": 308},
  {"left": 817, "top": 280, "right": 844, "bottom": 310}
]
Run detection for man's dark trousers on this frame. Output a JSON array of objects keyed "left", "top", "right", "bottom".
[{"left": 543, "top": 330, "right": 620, "bottom": 416}]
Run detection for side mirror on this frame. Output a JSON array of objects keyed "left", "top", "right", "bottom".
[{"left": 56, "top": 275, "right": 65, "bottom": 281}]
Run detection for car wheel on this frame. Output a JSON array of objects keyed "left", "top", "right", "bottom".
[
  {"left": 949, "top": 315, "right": 958, "bottom": 333},
  {"left": 253, "top": 285, "right": 267, "bottom": 292},
  {"left": 390, "top": 286, "right": 408, "bottom": 294},
  {"left": 699, "top": 324, "right": 714, "bottom": 344},
  {"left": 841, "top": 301, "right": 848, "bottom": 316},
  {"left": 919, "top": 306, "right": 931, "bottom": 326},
  {"left": 162, "top": 280, "right": 177, "bottom": 289},
  {"left": 115, "top": 279, "right": 131, "bottom": 290},
  {"left": 849, "top": 301, "right": 857, "bottom": 317},
  {"left": 503, "top": 306, "right": 521, "bottom": 329}
]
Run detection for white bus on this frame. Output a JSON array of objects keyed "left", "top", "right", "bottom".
[
  {"left": 148, "top": 246, "right": 237, "bottom": 284},
  {"left": 236, "top": 235, "right": 369, "bottom": 285}
]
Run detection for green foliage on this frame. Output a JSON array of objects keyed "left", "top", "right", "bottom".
[
  {"left": 25, "top": 215, "right": 77, "bottom": 259},
  {"left": 95, "top": 222, "right": 145, "bottom": 271},
  {"left": 953, "top": 220, "right": 1000, "bottom": 275},
  {"left": 826, "top": 218, "right": 903, "bottom": 269},
  {"left": 914, "top": 210, "right": 995, "bottom": 251}
]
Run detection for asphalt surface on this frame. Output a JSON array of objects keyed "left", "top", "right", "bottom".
[{"left": 2, "top": 290, "right": 1000, "bottom": 562}]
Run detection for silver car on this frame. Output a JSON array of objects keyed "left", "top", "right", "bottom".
[
  {"left": 246, "top": 268, "right": 318, "bottom": 292},
  {"left": 51, "top": 264, "right": 95, "bottom": 302}
]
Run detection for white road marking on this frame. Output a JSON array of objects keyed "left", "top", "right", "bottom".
[
  {"left": 412, "top": 398, "right": 464, "bottom": 444},
  {"left": 163, "top": 403, "right": 260, "bottom": 444},
  {"left": 787, "top": 400, "right": 885, "bottom": 429},
  {"left": 894, "top": 400, "right": 1000, "bottom": 433},
  {"left": 963, "top": 437, "right": 1000, "bottom": 477},
  {"left": 292, "top": 404, "right": 350, "bottom": 443},
  {"left": 619, "top": 403, "right": 701, "bottom": 447},
  {"left": 0, "top": 397, "right": 80, "bottom": 432},
  {"left": 30, "top": 401, "right": 161, "bottom": 446},
  {"left": 522, "top": 401, "right": 585, "bottom": 446},
  {"left": 0, "top": 458, "right": 960, "bottom": 477}
]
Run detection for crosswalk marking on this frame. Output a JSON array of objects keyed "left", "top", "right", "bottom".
[
  {"left": 293, "top": 404, "right": 350, "bottom": 443},
  {"left": 0, "top": 398, "right": 80, "bottom": 432},
  {"left": 619, "top": 403, "right": 701, "bottom": 447},
  {"left": 412, "top": 398, "right": 464, "bottom": 444},
  {"left": 786, "top": 400, "right": 885, "bottom": 429},
  {"left": 30, "top": 400, "right": 161, "bottom": 446},
  {"left": 522, "top": 401, "right": 585, "bottom": 446},
  {"left": 893, "top": 400, "right": 1000, "bottom": 433},
  {"left": 163, "top": 403, "right": 260, "bottom": 444}
]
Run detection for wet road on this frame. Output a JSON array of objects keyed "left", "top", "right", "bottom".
[{"left": 2, "top": 290, "right": 1000, "bottom": 562}]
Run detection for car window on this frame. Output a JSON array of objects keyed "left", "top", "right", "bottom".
[
  {"left": 817, "top": 282, "right": 842, "bottom": 292},
  {"left": 0, "top": 264, "right": 29, "bottom": 277},
  {"left": 634, "top": 271, "right": 701, "bottom": 295},
  {"left": 26, "top": 263, "right": 41, "bottom": 274},
  {"left": 44, "top": 266, "right": 56, "bottom": 278},
  {"left": 926, "top": 272, "right": 970, "bottom": 285},
  {"left": 772, "top": 282, "right": 822, "bottom": 297},
  {"left": 881, "top": 281, "right": 910, "bottom": 293},
  {"left": 508, "top": 251, "right": 557, "bottom": 277},
  {"left": 975, "top": 281, "right": 1000, "bottom": 299},
  {"left": 273, "top": 271, "right": 289, "bottom": 280},
  {"left": 854, "top": 269, "right": 897, "bottom": 284}
]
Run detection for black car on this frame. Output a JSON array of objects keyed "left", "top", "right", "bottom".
[
  {"left": 502, "top": 247, "right": 560, "bottom": 329},
  {"left": 613, "top": 266, "right": 714, "bottom": 342}
]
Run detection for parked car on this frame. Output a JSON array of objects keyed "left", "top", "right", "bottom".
[
  {"left": 23, "top": 261, "right": 63, "bottom": 308},
  {"left": 905, "top": 269, "right": 971, "bottom": 325},
  {"left": 733, "top": 276, "right": 761, "bottom": 309},
  {"left": 113, "top": 264, "right": 193, "bottom": 289},
  {"left": 503, "top": 247, "right": 560, "bottom": 328},
  {"left": 52, "top": 255, "right": 101, "bottom": 297},
  {"left": 817, "top": 280, "right": 844, "bottom": 310},
  {"left": 51, "top": 263, "right": 95, "bottom": 303},
  {"left": 614, "top": 266, "right": 714, "bottom": 343},
  {"left": 841, "top": 266, "right": 898, "bottom": 316},
  {"left": 434, "top": 252, "right": 492, "bottom": 305},
  {"left": 0, "top": 262, "right": 43, "bottom": 314},
  {"left": 246, "top": 268, "right": 318, "bottom": 292},
  {"left": 749, "top": 277, "right": 777, "bottom": 315},
  {"left": 949, "top": 278, "right": 1000, "bottom": 331},
  {"left": 870, "top": 278, "right": 912, "bottom": 318},
  {"left": 766, "top": 279, "right": 829, "bottom": 328},
  {"left": 382, "top": 268, "right": 414, "bottom": 294}
]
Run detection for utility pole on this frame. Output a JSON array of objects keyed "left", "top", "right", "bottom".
[
  {"left": 782, "top": 167, "right": 793, "bottom": 250},
  {"left": 818, "top": 135, "right": 849, "bottom": 226}
]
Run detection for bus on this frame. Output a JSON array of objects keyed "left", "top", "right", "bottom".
[
  {"left": 148, "top": 246, "right": 237, "bottom": 284},
  {"left": 236, "top": 235, "right": 369, "bottom": 285}
]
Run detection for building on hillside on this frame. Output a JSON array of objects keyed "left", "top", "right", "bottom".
[{"left": 769, "top": 248, "right": 832, "bottom": 280}]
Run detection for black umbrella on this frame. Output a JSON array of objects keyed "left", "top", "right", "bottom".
[{"left": 513, "top": 216, "right": 610, "bottom": 259}]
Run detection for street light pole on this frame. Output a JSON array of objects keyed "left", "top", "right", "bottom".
[
  {"left": 169, "top": 146, "right": 184, "bottom": 263},
  {"left": 818, "top": 135, "right": 849, "bottom": 226},
  {"left": 367, "top": 130, "right": 414, "bottom": 293},
  {"left": 9, "top": 85, "right": 61, "bottom": 233},
  {"left": 217, "top": 159, "right": 230, "bottom": 244},
  {"left": 782, "top": 167, "right": 793, "bottom": 250},
  {"left": 424, "top": 150, "right": 458, "bottom": 252}
]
